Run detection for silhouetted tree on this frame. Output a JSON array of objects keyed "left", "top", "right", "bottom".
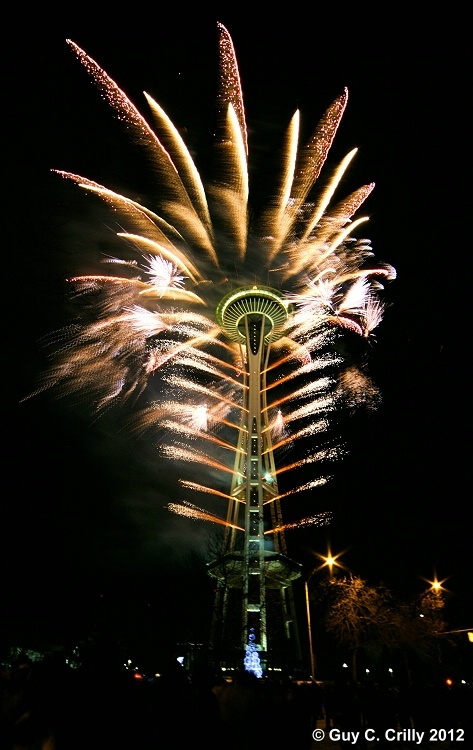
[{"left": 312, "top": 575, "right": 448, "bottom": 682}]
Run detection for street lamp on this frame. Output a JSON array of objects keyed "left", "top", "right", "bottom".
[
  {"left": 421, "top": 570, "right": 449, "bottom": 595},
  {"left": 305, "top": 548, "right": 346, "bottom": 680},
  {"left": 325, "top": 555, "right": 336, "bottom": 577},
  {"left": 305, "top": 575, "right": 316, "bottom": 681}
]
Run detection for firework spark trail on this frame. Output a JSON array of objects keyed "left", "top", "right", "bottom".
[
  {"left": 128, "top": 398, "right": 236, "bottom": 437},
  {"left": 53, "top": 174, "right": 195, "bottom": 259},
  {"left": 64, "top": 42, "right": 218, "bottom": 264},
  {"left": 260, "top": 110, "right": 299, "bottom": 254},
  {"left": 361, "top": 296, "right": 386, "bottom": 335},
  {"left": 172, "top": 342, "right": 242, "bottom": 374},
  {"left": 179, "top": 480, "right": 238, "bottom": 502},
  {"left": 264, "top": 377, "right": 333, "bottom": 410},
  {"left": 266, "top": 332, "right": 333, "bottom": 367},
  {"left": 163, "top": 376, "right": 246, "bottom": 414},
  {"left": 139, "top": 325, "right": 225, "bottom": 373},
  {"left": 282, "top": 396, "right": 336, "bottom": 424},
  {"left": 168, "top": 500, "right": 244, "bottom": 529},
  {"left": 263, "top": 355, "right": 341, "bottom": 392},
  {"left": 160, "top": 444, "right": 244, "bottom": 477},
  {"left": 284, "top": 324, "right": 337, "bottom": 352},
  {"left": 265, "top": 92, "right": 350, "bottom": 262},
  {"left": 217, "top": 22, "right": 247, "bottom": 154},
  {"left": 274, "top": 448, "right": 343, "bottom": 477},
  {"left": 268, "top": 409, "right": 286, "bottom": 440},
  {"left": 26, "top": 24, "right": 395, "bottom": 537},
  {"left": 143, "top": 93, "right": 213, "bottom": 232},
  {"left": 160, "top": 420, "right": 239, "bottom": 452},
  {"left": 263, "top": 477, "right": 332, "bottom": 504},
  {"left": 170, "top": 355, "right": 244, "bottom": 389},
  {"left": 266, "top": 420, "right": 329, "bottom": 452},
  {"left": 264, "top": 512, "right": 333, "bottom": 534},
  {"left": 328, "top": 316, "right": 364, "bottom": 336},
  {"left": 211, "top": 105, "right": 249, "bottom": 260},
  {"left": 337, "top": 276, "right": 371, "bottom": 312}
]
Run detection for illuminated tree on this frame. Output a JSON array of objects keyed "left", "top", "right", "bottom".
[{"left": 244, "top": 628, "right": 263, "bottom": 679}]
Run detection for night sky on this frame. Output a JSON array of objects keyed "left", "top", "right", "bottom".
[{"left": 7, "top": 13, "right": 471, "bottom": 654}]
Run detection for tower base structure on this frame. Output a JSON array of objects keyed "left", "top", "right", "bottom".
[{"left": 208, "top": 551, "right": 303, "bottom": 673}]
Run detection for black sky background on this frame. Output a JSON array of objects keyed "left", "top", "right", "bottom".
[{"left": 7, "top": 13, "right": 472, "bottom": 652}]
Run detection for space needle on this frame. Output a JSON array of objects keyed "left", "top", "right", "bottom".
[{"left": 207, "top": 285, "right": 303, "bottom": 669}]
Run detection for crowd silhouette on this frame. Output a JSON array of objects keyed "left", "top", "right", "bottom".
[{"left": 1, "top": 651, "right": 471, "bottom": 749}]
